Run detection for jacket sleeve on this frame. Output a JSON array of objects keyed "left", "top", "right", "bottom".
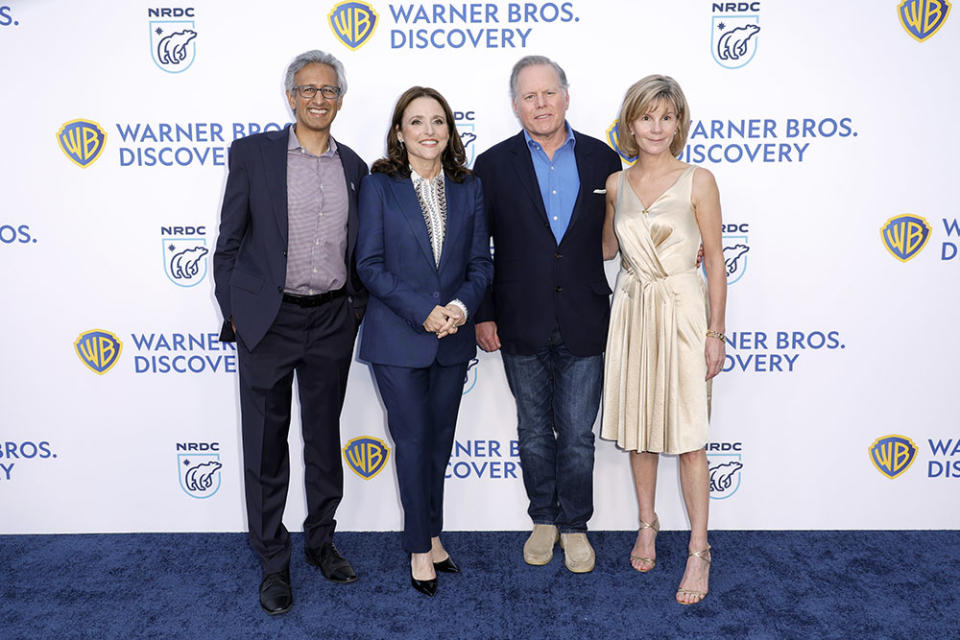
[
  {"left": 212, "top": 139, "right": 250, "bottom": 337},
  {"left": 356, "top": 175, "right": 437, "bottom": 329},
  {"left": 471, "top": 153, "right": 497, "bottom": 323}
]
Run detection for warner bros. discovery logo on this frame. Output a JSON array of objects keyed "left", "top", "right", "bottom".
[
  {"left": 882, "top": 214, "right": 931, "bottom": 262},
  {"left": 57, "top": 119, "right": 107, "bottom": 168},
  {"left": 343, "top": 436, "right": 390, "bottom": 479},
  {"left": 329, "top": 1, "right": 379, "bottom": 50},
  {"left": 869, "top": 435, "right": 918, "bottom": 479},
  {"left": 74, "top": 329, "right": 123, "bottom": 375},
  {"left": 706, "top": 442, "right": 743, "bottom": 499},
  {"left": 177, "top": 442, "right": 221, "bottom": 498},
  {"left": 899, "top": 0, "right": 951, "bottom": 42},
  {"left": 149, "top": 8, "right": 197, "bottom": 73}
]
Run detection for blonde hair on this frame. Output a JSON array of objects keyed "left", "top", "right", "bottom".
[{"left": 617, "top": 75, "right": 690, "bottom": 158}]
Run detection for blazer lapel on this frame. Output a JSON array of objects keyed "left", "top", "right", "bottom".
[
  {"left": 437, "top": 176, "right": 464, "bottom": 272},
  {"left": 563, "top": 129, "right": 593, "bottom": 240},
  {"left": 510, "top": 132, "right": 551, "bottom": 232},
  {"left": 388, "top": 175, "right": 437, "bottom": 268},
  {"left": 261, "top": 126, "right": 290, "bottom": 247}
]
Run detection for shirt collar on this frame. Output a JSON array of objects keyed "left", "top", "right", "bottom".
[
  {"left": 288, "top": 126, "right": 338, "bottom": 157},
  {"left": 409, "top": 165, "right": 444, "bottom": 185},
  {"left": 523, "top": 122, "right": 575, "bottom": 151}
]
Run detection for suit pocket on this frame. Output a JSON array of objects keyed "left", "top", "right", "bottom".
[{"left": 231, "top": 268, "right": 263, "bottom": 293}]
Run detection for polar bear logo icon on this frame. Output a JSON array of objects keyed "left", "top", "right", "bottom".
[
  {"left": 157, "top": 29, "right": 197, "bottom": 66},
  {"left": 170, "top": 246, "right": 208, "bottom": 280},
  {"left": 709, "top": 460, "right": 743, "bottom": 493},
  {"left": 184, "top": 460, "right": 221, "bottom": 492},
  {"left": 717, "top": 24, "right": 760, "bottom": 62},
  {"left": 723, "top": 244, "right": 749, "bottom": 276},
  {"left": 459, "top": 131, "right": 477, "bottom": 148}
]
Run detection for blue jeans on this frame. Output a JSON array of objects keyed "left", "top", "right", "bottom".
[{"left": 501, "top": 328, "right": 602, "bottom": 532}]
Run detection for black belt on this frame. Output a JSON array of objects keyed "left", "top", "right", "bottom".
[{"left": 282, "top": 287, "right": 346, "bottom": 307}]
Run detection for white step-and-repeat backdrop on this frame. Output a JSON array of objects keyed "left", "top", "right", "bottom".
[{"left": 2, "top": 1, "right": 958, "bottom": 534}]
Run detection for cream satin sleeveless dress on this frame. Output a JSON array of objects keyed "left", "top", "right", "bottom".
[{"left": 600, "top": 166, "right": 710, "bottom": 454}]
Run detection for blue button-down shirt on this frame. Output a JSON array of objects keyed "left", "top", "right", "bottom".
[{"left": 524, "top": 125, "right": 579, "bottom": 244}]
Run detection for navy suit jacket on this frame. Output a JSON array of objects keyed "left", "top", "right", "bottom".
[
  {"left": 213, "top": 125, "right": 369, "bottom": 350},
  {"left": 473, "top": 130, "right": 622, "bottom": 356},
  {"left": 356, "top": 172, "right": 493, "bottom": 368}
]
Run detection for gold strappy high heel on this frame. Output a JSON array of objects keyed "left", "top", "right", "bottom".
[
  {"left": 629, "top": 514, "right": 659, "bottom": 572},
  {"left": 676, "top": 545, "right": 711, "bottom": 605}
]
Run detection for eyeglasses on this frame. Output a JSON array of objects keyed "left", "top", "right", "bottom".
[{"left": 294, "top": 85, "right": 342, "bottom": 100}]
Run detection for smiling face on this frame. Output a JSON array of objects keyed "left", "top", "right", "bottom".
[
  {"left": 286, "top": 62, "right": 342, "bottom": 136},
  {"left": 512, "top": 63, "right": 569, "bottom": 143},
  {"left": 628, "top": 99, "right": 679, "bottom": 157},
  {"left": 396, "top": 96, "right": 450, "bottom": 174}
]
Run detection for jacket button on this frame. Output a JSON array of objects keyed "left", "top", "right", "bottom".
[
  {"left": 277, "top": 286, "right": 282, "bottom": 293},
  {"left": 555, "top": 286, "right": 563, "bottom": 293},
  {"left": 432, "top": 292, "right": 440, "bottom": 298},
  {"left": 282, "top": 250, "right": 287, "bottom": 257},
  {"left": 555, "top": 253, "right": 563, "bottom": 259}
]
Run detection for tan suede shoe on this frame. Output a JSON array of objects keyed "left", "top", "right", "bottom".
[
  {"left": 523, "top": 524, "right": 559, "bottom": 565},
  {"left": 559, "top": 532, "right": 595, "bottom": 573}
]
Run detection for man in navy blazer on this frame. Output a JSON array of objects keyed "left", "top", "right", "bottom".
[
  {"left": 213, "top": 50, "right": 367, "bottom": 615},
  {"left": 473, "top": 56, "right": 621, "bottom": 574}
]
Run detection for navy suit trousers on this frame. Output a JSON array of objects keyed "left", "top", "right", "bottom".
[
  {"left": 372, "top": 360, "right": 468, "bottom": 553},
  {"left": 237, "top": 296, "right": 355, "bottom": 574}
]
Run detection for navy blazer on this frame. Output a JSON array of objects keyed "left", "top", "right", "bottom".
[
  {"left": 213, "top": 125, "right": 369, "bottom": 350},
  {"left": 473, "top": 130, "right": 622, "bottom": 357},
  {"left": 356, "top": 171, "right": 493, "bottom": 368}
]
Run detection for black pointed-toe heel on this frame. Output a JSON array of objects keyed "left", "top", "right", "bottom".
[
  {"left": 433, "top": 556, "right": 460, "bottom": 573},
  {"left": 410, "top": 574, "right": 437, "bottom": 596}
]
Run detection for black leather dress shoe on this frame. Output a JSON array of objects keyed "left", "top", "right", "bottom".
[
  {"left": 259, "top": 570, "right": 292, "bottom": 616},
  {"left": 433, "top": 555, "right": 460, "bottom": 573},
  {"left": 305, "top": 542, "right": 358, "bottom": 584},
  {"left": 411, "top": 574, "right": 437, "bottom": 596}
]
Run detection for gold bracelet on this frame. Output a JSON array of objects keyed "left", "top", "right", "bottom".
[{"left": 706, "top": 330, "right": 725, "bottom": 341}]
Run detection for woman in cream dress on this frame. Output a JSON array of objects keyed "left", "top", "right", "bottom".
[{"left": 600, "top": 75, "right": 727, "bottom": 605}]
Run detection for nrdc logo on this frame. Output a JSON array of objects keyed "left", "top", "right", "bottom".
[
  {"left": 882, "top": 214, "right": 931, "bottom": 262},
  {"left": 711, "top": 2, "right": 761, "bottom": 69},
  {"left": 455, "top": 110, "right": 477, "bottom": 168},
  {"left": 74, "top": 329, "right": 123, "bottom": 375},
  {"left": 161, "top": 225, "right": 208, "bottom": 287},
  {"left": 329, "top": 1, "right": 379, "bottom": 50},
  {"left": 722, "top": 223, "right": 750, "bottom": 285},
  {"left": 707, "top": 441, "right": 742, "bottom": 499},
  {"left": 899, "top": 0, "right": 951, "bottom": 42},
  {"left": 343, "top": 436, "right": 390, "bottom": 479},
  {"left": 148, "top": 7, "right": 197, "bottom": 73},
  {"left": 58, "top": 119, "right": 106, "bottom": 168},
  {"left": 177, "top": 442, "right": 221, "bottom": 498},
  {"left": 462, "top": 358, "right": 479, "bottom": 395},
  {"left": 869, "top": 434, "right": 918, "bottom": 479}
]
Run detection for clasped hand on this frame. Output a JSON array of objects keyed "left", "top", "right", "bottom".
[{"left": 423, "top": 304, "right": 465, "bottom": 339}]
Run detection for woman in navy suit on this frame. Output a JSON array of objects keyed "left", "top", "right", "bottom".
[{"left": 357, "top": 86, "right": 493, "bottom": 596}]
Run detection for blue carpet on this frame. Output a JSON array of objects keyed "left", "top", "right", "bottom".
[{"left": 1, "top": 531, "right": 957, "bottom": 639}]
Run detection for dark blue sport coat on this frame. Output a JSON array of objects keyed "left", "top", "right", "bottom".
[
  {"left": 356, "top": 171, "right": 493, "bottom": 368},
  {"left": 473, "top": 130, "right": 623, "bottom": 357},
  {"left": 213, "top": 124, "right": 369, "bottom": 350}
]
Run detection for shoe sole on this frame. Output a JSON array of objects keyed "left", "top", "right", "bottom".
[
  {"left": 261, "top": 602, "right": 293, "bottom": 616},
  {"left": 523, "top": 553, "right": 554, "bottom": 566}
]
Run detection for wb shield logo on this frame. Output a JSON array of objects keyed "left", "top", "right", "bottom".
[
  {"left": 712, "top": 16, "right": 761, "bottom": 69},
  {"left": 150, "top": 21, "right": 197, "bottom": 72},
  {"left": 163, "top": 238, "right": 208, "bottom": 287},
  {"left": 605, "top": 120, "right": 637, "bottom": 165},
  {"left": 329, "top": 1, "right": 379, "bottom": 50},
  {"left": 58, "top": 120, "right": 106, "bottom": 168},
  {"left": 899, "top": 0, "right": 951, "bottom": 41},
  {"left": 708, "top": 454, "right": 743, "bottom": 500},
  {"left": 74, "top": 330, "right": 122, "bottom": 375},
  {"left": 343, "top": 436, "right": 390, "bottom": 479},
  {"left": 178, "top": 454, "right": 221, "bottom": 498},
  {"left": 882, "top": 214, "right": 931, "bottom": 262},
  {"left": 870, "top": 435, "right": 918, "bottom": 479}
]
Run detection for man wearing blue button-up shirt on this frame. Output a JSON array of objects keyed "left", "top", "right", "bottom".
[{"left": 473, "top": 56, "right": 622, "bottom": 575}]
